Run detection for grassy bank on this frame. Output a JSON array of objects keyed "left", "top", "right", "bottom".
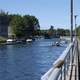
[
  {"left": 78, "top": 36, "right": 80, "bottom": 40},
  {"left": 0, "top": 37, "right": 6, "bottom": 43}
]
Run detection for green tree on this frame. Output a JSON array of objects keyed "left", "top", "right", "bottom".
[
  {"left": 76, "top": 26, "right": 80, "bottom": 36},
  {"left": 23, "top": 15, "right": 40, "bottom": 36},
  {"left": 57, "top": 28, "right": 65, "bottom": 36},
  {"left": 10, "top": 15, "right": 26, "bottom": 38},
  {"left": 0, "top": 10, "right": 40, "bottom": 38},
  {"left": 9, "top": 14, "right": 40, "bottom": 38},
  {"left": 48, "top": 25, "right": 55, "bottom": 36},
  {"left": 65, "top": 29, "right": 70, "bottom": 36}
]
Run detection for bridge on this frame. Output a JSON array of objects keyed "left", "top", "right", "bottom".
[{"left": 41, "top": 38, "right": 80, "bottom": 80}]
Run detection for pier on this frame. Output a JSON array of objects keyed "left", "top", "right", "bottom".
[{"left": 41, "top": 38, "right": 80, "bottom": 80}]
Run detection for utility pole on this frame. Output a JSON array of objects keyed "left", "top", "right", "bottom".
[
  {"left": 71, "top": 0, "right": 73, "bottom": 42},
  {"left": 74, "top": 15, "right": 77, "bottom": 37}
]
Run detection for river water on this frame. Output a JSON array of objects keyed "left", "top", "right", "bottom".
[{"left": 0, "top": 39, "right": 68, "bottom": 80}]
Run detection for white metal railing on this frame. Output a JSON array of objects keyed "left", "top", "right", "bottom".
[{"left": 41, "top": 39, "right": 79, "bottom": 80}]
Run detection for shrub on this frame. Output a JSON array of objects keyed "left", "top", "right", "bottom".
[{"left": 0, "top": 37, "right": 6, "bottom": 43}]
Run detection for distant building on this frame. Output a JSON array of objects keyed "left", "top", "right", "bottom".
[{"left": 0, "top": 13, "right": 9, "bottom": 37}]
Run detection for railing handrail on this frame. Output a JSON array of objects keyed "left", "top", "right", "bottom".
[
  {"left": 41, "top": 39, "right": 76, "bottom": 80},
  {"left": 53, "top": 42, "right": 73, "bottom": 67}
]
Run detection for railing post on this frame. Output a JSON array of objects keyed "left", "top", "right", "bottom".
[
  {"left": 61, "top": 66, "right": 62, "bottom": 80},
  {"left": 64, "top": 61, "right": 66, "bottom": 80},
  {"left": 77, "top": 40, "right": 80, "bottom": 80},
  {"left": 70, "top": 0, "right": 73, "bottom": 42}
]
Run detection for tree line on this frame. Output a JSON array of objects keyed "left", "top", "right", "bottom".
[
  {"left": 0, "top": 10, "right": 40, "bottom": 39},
  {"left": 41, "top": 25, "right": 70, "bottom": 38},
  {"left": 1, "top": 10, "right": 77, "bottom": 39}
]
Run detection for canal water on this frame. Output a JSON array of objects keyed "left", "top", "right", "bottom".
[{"left": 0, "top": 39, "right": 68, "bottom": 80}]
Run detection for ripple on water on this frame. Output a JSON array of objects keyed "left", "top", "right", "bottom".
[{"left": 0, "top": 39, "right": 67, "bottom": 80}]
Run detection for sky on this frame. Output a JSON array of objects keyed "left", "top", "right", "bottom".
[{"left": 0, "top": 0, "right": 80, "bottom": 29}]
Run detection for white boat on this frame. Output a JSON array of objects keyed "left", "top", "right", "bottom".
[
  {"left": 6, "top": 39, "right": 16, "bottom": 44},
  {"left": 7, "top": 39, "right": 14, "bottom": 42},
  {"left": 26, "top": 39, "right": 32, "bottom": 42},
  {"left": 55, "top": 42, "right": 60, "bottom": 46}
]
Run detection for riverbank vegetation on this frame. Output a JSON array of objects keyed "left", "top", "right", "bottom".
[
  {"left": 9, "top": 14, "right": 40, "bottom": 38},
  {"left": 41, "top": 26, "right": 70, "bottom": 39},
  {"left": 0, "top": 37, "right": 6, "bottom": 43},
  {"left": 76, "top": 25, "right": 80, "bottom": 39},
  {"left": 0, "top": 10, "right": 40, "bottom": 39},
  {"left": 0, "top": 10, "right": 71, "bottom": 40}
]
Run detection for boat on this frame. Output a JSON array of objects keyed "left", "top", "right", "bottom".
[
  {"left": 51, "top": 41, "right": 60, "bottom": 46},
  {"left": 55, "top": 42, "right": 60, "bottom": 46},
  {"left": 7, "top": 39, "right": 14, "bottom": 42},
  {"left": 26, "top": 39, "right": 32, "bottom": 42},
  {"left": 6, "top": 39, "right": 16, "bottom": 45},
  {"left": 6, "top": 39, "right": 15, "bottom": 44}
]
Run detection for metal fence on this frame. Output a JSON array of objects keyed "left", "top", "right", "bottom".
[{"left": 41, "top": 39, "right": 79, "bottom": 80}]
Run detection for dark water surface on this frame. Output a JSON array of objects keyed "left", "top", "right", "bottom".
[{"left": 0, "top": 39, "right": 67, "bottom": 80}]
